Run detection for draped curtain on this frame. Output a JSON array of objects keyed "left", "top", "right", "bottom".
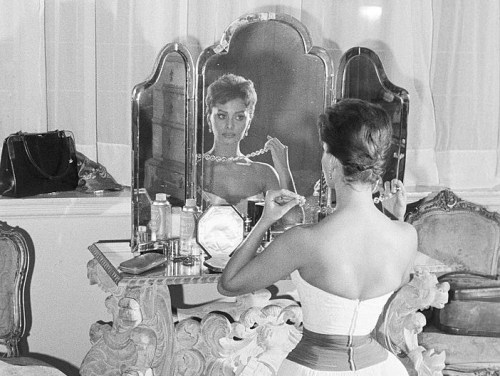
[
  {"left": 0, "top": 0, "right": 47, "bottom": 137},
  {"left": 1, "top": 0, "right": 499, "bottom": 190}
]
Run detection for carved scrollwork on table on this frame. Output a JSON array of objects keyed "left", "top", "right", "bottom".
[
  {"left": 81, "top": 259, "right": 174, "bottom": 376},
  {"left": 173, "top": 299, "right": 303, "bottom": 376},
  {"left": 83, "top": 251, "right": 452, "bottom": 376}
]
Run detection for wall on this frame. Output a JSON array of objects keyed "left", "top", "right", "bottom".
[{"left": 0, "top": 192, "right": 130, "bottom": 375}]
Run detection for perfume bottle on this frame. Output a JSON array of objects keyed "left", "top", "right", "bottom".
[
  {"left": 179, "top": 199, "right": 202, "bottom": 266},
  {"left": 150, "top": 193, "right": 172, "bottom": 242}
]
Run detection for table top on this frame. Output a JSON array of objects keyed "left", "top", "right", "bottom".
[
  {"left": 88, "top": 240, "right": 222, "bottom": 286},
  {"left": 89, "top": 238, "right": 451, "bottom": 289}
]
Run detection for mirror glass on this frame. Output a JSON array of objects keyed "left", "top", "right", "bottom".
[
  {"left": 336, "top": 47, "right": 409, "bottom": 183},
  {"left": 196, "top": 13, "right": 333, "bottom": 215},
  {"left": 131, "top": 43, "right": 195, "bottom": 246}
]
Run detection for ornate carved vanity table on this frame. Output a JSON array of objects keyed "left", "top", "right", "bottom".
[
  {"left": 79, "top": 12, "right": 455, "bottom": 376},
  {"left": 81, "top": 241, "right": 215, "bottom": 376},
  {"left": 81, "top": 241, "right": 303, "bottom": 376},
  {"left": 81, "top": 241, "right": 449, "bottom": 376}
]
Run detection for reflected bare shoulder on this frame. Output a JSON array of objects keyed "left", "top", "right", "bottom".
[{"left": 249, "top": 161, "right": 280, "bottom": 190}]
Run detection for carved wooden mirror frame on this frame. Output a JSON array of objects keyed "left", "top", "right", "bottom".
[
  {"left": 336, "top": 46, "right": 409, "bottom": 184},
  {"left": 195, "top": 13, "right": 334, "bottom": 210},
  {"left": 131, "top": 43, "right": 195, "bottom": 247}
]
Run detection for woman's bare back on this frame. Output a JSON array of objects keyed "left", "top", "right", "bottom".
[{"left": 294, "top": 207, "right": 417, "bottom": 300}]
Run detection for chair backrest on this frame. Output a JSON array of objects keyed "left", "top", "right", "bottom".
[
  {"left": 406, "top": 189, "right": 500, "bottom": 276},
  {"left": 0, "top": 221, "right": 31, "bottom": 357}
]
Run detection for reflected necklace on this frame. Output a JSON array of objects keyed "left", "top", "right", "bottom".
[{"left": 197, "top": 147, "right": 268, "bottom": 163}]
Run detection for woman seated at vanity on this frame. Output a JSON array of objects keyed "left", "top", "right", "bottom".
[
  {"left": 218, "top": 99, "right": 417, "bottom": 375},
  {"left": 200, "top": 73, "right": 297, "bottom": 217}
]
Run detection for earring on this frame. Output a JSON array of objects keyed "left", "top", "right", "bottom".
[
  {"left": 244, "top": 130, "right": 248, "bottom": 137},
  {"left": 208, "top": 127, "right": 212, "bottom": 133},
  {"left": 328, "top": 157, "right": 335, "bottom": 180}
]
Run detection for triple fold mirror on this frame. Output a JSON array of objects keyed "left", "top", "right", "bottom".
[{"left": 131, "top": 12, "right": 409, "bottom": 247}]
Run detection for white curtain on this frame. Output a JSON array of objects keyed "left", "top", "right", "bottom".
[
  {"left": 1, "top": 0, "right": 499, "bottom": 190},
  {"left": 0, "top": 0, "right": 47, "bottom": 136},
  {"left": 431, "top": 0, "right": 500, "bottom": 189}
]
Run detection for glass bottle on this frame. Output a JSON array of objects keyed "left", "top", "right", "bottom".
[
  {"left": 179, "top": 198, "right": 202, "bottom": 265},
  {"left": 149, "top": 193, "right": 172, "bottom": 242},
  {"left": 136, "top": 188, "right": 152, "bottom": 227}
]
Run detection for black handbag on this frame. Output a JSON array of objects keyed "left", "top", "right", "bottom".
[{"left": 0, "top": 130, "right": 79, "bottom": 197}]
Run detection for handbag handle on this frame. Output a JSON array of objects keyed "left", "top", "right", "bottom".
[{"left": 22, "top": 131, "right": 76, "bottom": 180}]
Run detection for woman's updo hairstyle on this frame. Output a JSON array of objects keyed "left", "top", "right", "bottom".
[
  {"left": 205, "top": 74, "right": 257, "bottom": 118},
  {"left": 319, "top": 98, "right": 392, "bottom": 185}
]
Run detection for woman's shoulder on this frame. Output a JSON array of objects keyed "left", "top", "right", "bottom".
[
  {"left": 281, "top": 222, "right": 325, "bottom": 247},
  {"left": 272, "top": 222, "right": 315, "bottom": 243},
  {"left": 387, "top": 219, "right": 418, "bottom": 263},
  {"left": 247, "top": 160, "right": 280, "bottom": 187},
  {"left": 250, "top": 160, "right": 276, "bottom": 173},
  {"left": 391, "top": 219, "right": 418, "bottom": 240}
]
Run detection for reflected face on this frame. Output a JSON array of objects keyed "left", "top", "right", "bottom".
[{"left": 208, "top": 98, "right": 251, "bottom": 145}]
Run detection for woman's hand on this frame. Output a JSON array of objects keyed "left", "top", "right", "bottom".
[
  {"left": 378, "top": 179, "right": 408, "bottom": 221},
  {"left": 261, "top": 189, "right": 305, "bottom": 224},
  {"left": 265, "top": 136, "right": 297, "bottom": 191},
  {"left": 265, "top": 136, "right": 289, "bottom": 168}
]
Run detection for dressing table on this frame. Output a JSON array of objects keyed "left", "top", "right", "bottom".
[
  {"left": 80, "top": 12, "right": 448, "bottom": 376},
  {"left": 81, "top": 241, "right": 448, "bottom": 376}
]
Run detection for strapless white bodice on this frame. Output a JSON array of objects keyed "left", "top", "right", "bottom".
[
  {"left": 202, "top": 190, "right": 264, "bottom": 216},
  {"left": 291, "top": 270, "right": 393, "bottom": 336}
]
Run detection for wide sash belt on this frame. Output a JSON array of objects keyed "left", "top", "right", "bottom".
[{"left": 286, "top": 328, "right": 388, "bottom": 371}]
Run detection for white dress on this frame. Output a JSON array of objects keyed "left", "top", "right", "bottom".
[{"left": 277, "top": 270, "right": 409, "bottom": 376}]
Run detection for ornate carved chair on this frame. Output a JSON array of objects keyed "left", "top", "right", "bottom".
[
  {"left": 0, "top": 221, "right": 66, "bottom": 375},
  {"left": 406, "top": 189, "right": 500, "bottom": 375}
]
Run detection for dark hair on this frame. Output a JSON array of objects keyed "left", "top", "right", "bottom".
[
  {"left": 318, "top": 98, "right": 392, "bottom": 185},
  {"left": 205, "top": 74, "right": 257, "bottom": 117}
]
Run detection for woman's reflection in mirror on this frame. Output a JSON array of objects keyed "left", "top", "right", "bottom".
[{"left": 201, "top": 74, "right": 301, "bottom": 223}]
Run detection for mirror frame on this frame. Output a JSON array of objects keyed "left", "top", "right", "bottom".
[
  {"left": 194, "top": 12, "right": 334, "bottom": 210},
  {"left": 131, "top": 42, "right": 196, "bottom": 246},
  {"left": 336, "top": 46, "right": 409, "bottom": 183}
]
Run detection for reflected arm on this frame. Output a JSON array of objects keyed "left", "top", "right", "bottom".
[
  {"left": 379, "top": 179, "right": 408, "bottom": 221},
  {"left": 274, "top": 159, "right": 296, "bottom": 192},
  {"left": 266, "top": 136, "right": 297, "bottom": 192}
]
